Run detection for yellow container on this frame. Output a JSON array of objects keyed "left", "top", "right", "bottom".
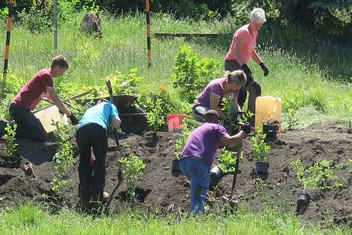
[{"left": 255, "top": 96, "right": 282, "bottom": 133}]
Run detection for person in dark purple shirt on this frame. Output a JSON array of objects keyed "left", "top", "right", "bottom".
[
  {"left": 192, "top": 70, "right": 247, "bottom": 123},
  {"left": 179, "top": 109, "right": 251, "bottom": 214}
]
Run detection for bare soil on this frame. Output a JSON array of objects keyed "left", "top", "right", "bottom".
[{"left": 0, "top": 120, "right": 351, "bottom": 228}]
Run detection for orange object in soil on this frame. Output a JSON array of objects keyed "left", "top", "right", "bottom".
[{"left": 166, "top": 114, "right": 187, "bottom": 133}]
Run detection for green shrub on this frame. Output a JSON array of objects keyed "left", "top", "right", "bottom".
[
  {"left": 118, "top": 154, "right": 146, "bottom": 201},
  {"left": 172, "top": 45, "right": 222, "bottom": 104}
]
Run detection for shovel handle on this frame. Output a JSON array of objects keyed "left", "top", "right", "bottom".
[
  {"left": 105, "top": 80, "right": 123, "bottom": 156},
  {"left": 230, "top": 143, "right": 242, "bottom": 199}
]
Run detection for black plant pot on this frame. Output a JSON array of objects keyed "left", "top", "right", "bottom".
[
  {"left": 210, "top": 166, "right": 224, "bottom": 187},
  {"left": 171, "top": 159, "right": 181, "bottom": 173},
  {"left": 255, "top": 161, "right": 269, "bottom": 175},
  {"left": 263, "top": 124, "right": 278, "bottom": 141},
  {"left": 296, "top": 192, "right": 310, "bottom": 215},
  {"left": 297, "top": 192, "right": 310, "bottom": 206}
]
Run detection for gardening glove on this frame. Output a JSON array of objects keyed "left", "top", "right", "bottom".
[
  {"left": 259, "top": 62, "right": 269, "bottom": 77},
  {"left": 240, "top": 122, "right": 252, "bottom": 135},
  {"left": 241, "top": 64, "right": 252, "bottom": 77},
  {"left": 69, "top": 113, "right": 79, "bottom": 125}
]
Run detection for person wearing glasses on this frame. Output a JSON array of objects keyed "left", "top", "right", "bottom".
[
  {"left": 224, "top": 7, "right": 269, "bottom": 125},
  {"left": 192, "top": 70, "right": 247, "bottom": 123}
]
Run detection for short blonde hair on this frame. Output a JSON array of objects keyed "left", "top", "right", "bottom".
[
  {"left": 225, "top": 70, "right": 247, "bottom": 87},
  {"left": 250, "top": 8, "right": 266, "bottom": 24}
]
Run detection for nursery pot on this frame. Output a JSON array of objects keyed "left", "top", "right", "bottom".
[
  {"left": 263, "top": 124, "right": 278, "bottom": 141},
  {"left": 255, "top": 161, "right": 269, "bottom": 175},
  {"left": 171, "top": 159, "right": 181, "bottom": 173},
  {"left": 297, "top": 192, "right": 310, "bottom": 206},
  {"left": 210, "top": 166, "right": 224, "bottom": 187}
]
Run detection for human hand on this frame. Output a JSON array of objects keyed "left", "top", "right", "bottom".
[
  {"left": 241, "top": 64, "right": 252, "bottom": 76},
  {"left": 69, "top": 113, "right": 79, "bottom": 125},
  {"left": 240, "top": 122, "right": 252, "bottom": 135},
  {"left": 259, "top": 63, "right": 269, "bottom": 76}
]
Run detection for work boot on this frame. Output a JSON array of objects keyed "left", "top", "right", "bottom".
[{"left": 0, "top": 119, "right": 10, "bottom": 138}]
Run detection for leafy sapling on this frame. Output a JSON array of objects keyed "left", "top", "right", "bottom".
[
  {"left": 4, "top": 123, "right": 18, "bottom": 163},
  {"left": 251, "top": 128, "right": 270, "bottom": 161},
  {"left": 118, "top": 154, "right": 146, "bottom": 201}
]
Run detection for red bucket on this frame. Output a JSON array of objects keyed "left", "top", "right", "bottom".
[{"left": 166, "top": 114, "right": 187, "bottom": 133}]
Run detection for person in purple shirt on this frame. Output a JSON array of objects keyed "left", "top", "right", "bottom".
[
  {"left": 192, "top": 70, "right": 247, "bottom": 123},
  {"left": 179, "top": 110, "right": 251, "bottom": 214}
]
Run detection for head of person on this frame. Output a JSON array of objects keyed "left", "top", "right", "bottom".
[
  {"left": 203, "top": 109, "right": 220, "bottom": 124},
  {"left": 50, "top": 55, "right": 69, "bottom": 77},
  {"left": 224, "top": 70, "right": 247, "bottom": 91},
  {"left": 249, "top": 8, "right": 266, "bottom": 31}
]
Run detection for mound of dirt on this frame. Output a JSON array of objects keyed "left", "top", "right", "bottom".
[{"left": 0, "top": 121, "right": 351, "bottom": 228}]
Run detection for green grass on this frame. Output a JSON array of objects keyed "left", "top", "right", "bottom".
[
  {"left": 0, "top": 203, "right": 350, "bottom": 235},
  {"left": 0, "top": 11, "right": 352, "bottom": 234}
]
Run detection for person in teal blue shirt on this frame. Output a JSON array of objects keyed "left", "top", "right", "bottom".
[{"left": 75, "top": 100, "right": 121, "bottom": 212}]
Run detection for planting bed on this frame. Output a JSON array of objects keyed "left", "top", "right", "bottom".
[{"left": 0, "top": 120, "right": 351, "bottom": 227}]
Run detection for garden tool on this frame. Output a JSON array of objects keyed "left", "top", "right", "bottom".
[
  {"left": 222, "top": 143, "right": 242, "bottom": 208},
  {"left": 105, "top": 79, "right": 124, "bottom": 157}
]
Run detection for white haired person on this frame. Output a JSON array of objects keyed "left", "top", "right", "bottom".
[{"left": 224, "top": 7, "right": 269, "bottom": 125}]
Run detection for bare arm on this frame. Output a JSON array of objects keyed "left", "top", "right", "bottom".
[
  {"left": 219, "top": 131, "right": 247, "bottom": 149},
  {"left": 46, "top": 86, "right": 72, "bottom": 116},
  {"left": 111, "top": 117, "right": 121, "bottom": 130},
  {"left": 233, "top": 37, "right": 246, "bottom": 65},
  {"left": 210, "top": 92, "right": 227, "bottom": 120},
  {"left": 250, "top": 50, "right": 263, "bottom": 64}
]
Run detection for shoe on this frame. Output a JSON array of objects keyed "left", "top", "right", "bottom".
[{"left": 102, "top": 192, "right": 109, "bottom": 203}]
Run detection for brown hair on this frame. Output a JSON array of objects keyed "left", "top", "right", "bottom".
[
  {"left": 225, "top": 70, "right": 247, "bottom": 87},
  {"left": 204, "top": 109, "right": 220, "bottom": 123},
  {"left": 51, "top": 55, "right": 69, "bottom": 70}
]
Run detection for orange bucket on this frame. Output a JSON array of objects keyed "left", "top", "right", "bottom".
[{"left": 166, "top": 114, "right": 187, "bottom": 133}]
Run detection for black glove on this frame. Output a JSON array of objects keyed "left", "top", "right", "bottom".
[
  {"left": 259, "top": 62, "right": 269, "bottom": 76},
  {"left": 69, "top": 113, "right": 79, "bottom": 125},
  {"left": 240, "top": 122, "right": 252, "bottom": 135},
  {"left": 241, "top": 64, "right": 252, "bottom": 76}
]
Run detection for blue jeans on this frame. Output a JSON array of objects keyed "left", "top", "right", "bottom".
[{"left": 179, "top": 158, "right": 210, "bottom": 214}]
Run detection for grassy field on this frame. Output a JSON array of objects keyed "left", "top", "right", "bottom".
[
  {"left": 1, "top": 12, "right": 351, "bottom": 129},
  {"left": 0, "top": 202, "right": 350, "bottom": 235},
  {"left": 0, "top": 12, "right": 352, "bottom": 234}
]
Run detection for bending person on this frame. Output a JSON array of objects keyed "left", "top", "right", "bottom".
[
  {"left": 192, "top": 70, "right": 247, "bottom": 123},
  {"left": 179, "top": 110, "right": 251, "bottom": 214},
  {"left": 8, "top": 55, "right": 78, "bottom": 141},
  {"left": 75, "top": 99, "right": 121, "bottom": 213}
]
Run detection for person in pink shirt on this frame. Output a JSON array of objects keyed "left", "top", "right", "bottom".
[
  {"left": 224, "top": 8, "right": 269, "bottom": 125},
  {"left": 8, "top": 55, "right": 78, "bottom": 141}
]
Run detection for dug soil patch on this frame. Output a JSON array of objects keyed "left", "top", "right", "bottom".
[{"left": 0, "top": 121, "right": 351, "bottom": 228}]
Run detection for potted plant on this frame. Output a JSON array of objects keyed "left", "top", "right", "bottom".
[
  {"left": 2, "top": 123, "right": 20, "bottom": 168},
  {"left": 251, "top": 128, "right": 270, "bottom": 175},
  {"left": 210, "top": 147, "right": 239, "bottom": 188},
  {"left": 291, "top": 159, "right": 340, "bottom": 215},
  {"left": 262, "top": 119, "right": 280, "bottom": 141}
]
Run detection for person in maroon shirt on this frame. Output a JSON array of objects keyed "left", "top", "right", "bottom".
[{"left": 8, "top": 55, "right": 78, "bottom": 141}]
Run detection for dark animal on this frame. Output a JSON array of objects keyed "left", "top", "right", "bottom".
[{"left": 80, "top": 12, "right": 102, "bottom": 38}]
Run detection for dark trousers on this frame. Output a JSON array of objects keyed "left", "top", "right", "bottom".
[
  {"left": 9, "top": 103, "right": 48, "bottom": 141},
  {"left": 224, "top": 60, "right": 261, "bottom": 116},
  {"left": 76, "top": 123, "right": 108, "bottom": 202}
]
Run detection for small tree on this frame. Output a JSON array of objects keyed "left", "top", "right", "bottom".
[
  {"left": 251, "top": 129, "right": 270, "bottom": 161},
  {"left": 118, "top": 154, "right": 146, "bottom": 201},
  {"left": 291, "top": 159, "right": 342, "bottom": 191},
  {"left": 4, "top": 123, "right": 18, "bottom": 163}
]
